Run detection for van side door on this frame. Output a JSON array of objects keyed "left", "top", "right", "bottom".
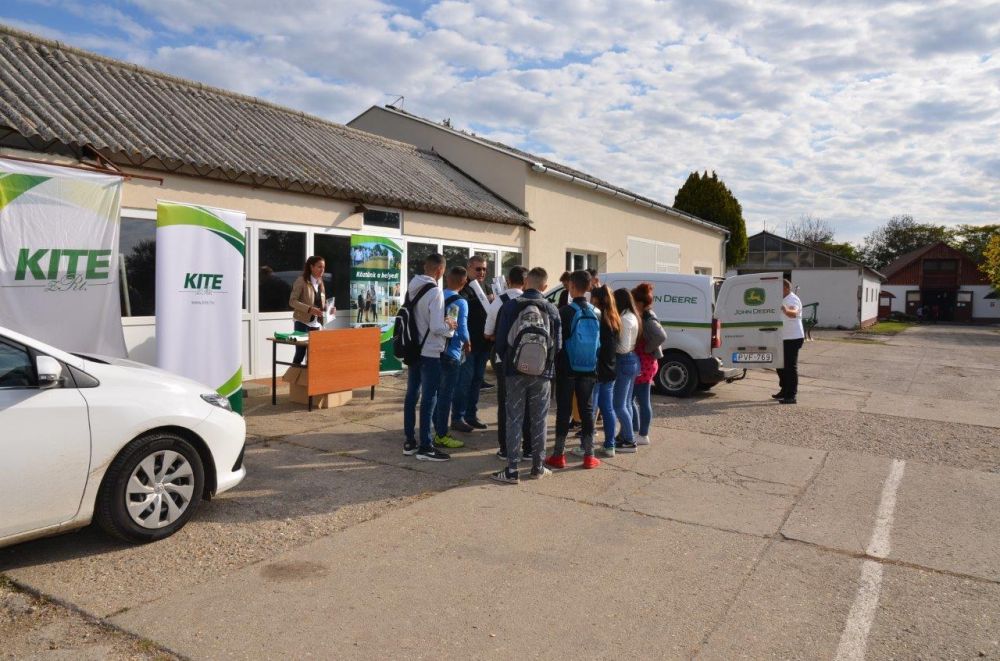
[{"left": 714, "top": 273, "right": 785, "bottom": 369}]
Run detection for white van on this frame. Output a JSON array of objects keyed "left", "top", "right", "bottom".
[{"left": 545, "top": 272, "right": 786, "bottom": 396}]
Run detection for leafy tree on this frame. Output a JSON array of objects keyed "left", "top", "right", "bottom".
[
  {"left": 673, "top": 171, "right": 747, "bottom": 265},
  {"left": 952, "top": 224, "right": 1000, "bottom": 264},
  {"left": 859, "top": 215, "right": 954, "bottom": 270},
  {"left": 982, "top": 234, "right": 1000, "bottom": 291},
  {"left": 786, "top": 215, "right": 862, "bottom": 263}
]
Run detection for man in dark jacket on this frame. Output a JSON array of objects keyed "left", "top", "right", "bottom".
[
  {"left": 452, "top": 255, "right": 492, "bottom": 432},
  {"left": 491, "top": 267, "right": 561, "bottom": 484}
]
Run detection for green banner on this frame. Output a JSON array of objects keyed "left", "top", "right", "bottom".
[{"left": 350, "top": 234, "right": 403, "bottom": 373}]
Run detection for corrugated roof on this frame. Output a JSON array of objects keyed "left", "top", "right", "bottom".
[
  {"left": 360, "top": 105, "right": 728, "bottom": 234},
  {"left": 746, "top": 231, "right": 886, "bottom": 280},
  {"left": 0, "top": 26, "right": 530, "bottom": 226}
]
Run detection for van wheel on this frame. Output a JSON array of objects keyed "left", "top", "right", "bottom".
[
  {"left": 697, "top": 382, "right": 716, "bottom": 392},
  {"left": 656, "top": 353, "right": 699, "bottom": 397},
  {"left": 95, "top": 432, "right": 205, "bottom": 543}
]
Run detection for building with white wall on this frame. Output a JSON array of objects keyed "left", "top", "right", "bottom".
[
  {"left": 731, "top": 232, "right": 885, "bottom": 329},
  {"left": 348, "top": 106, "right": 729, "bottom": 279}
]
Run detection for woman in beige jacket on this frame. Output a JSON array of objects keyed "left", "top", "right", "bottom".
[{"left": 289, "top": 256, "right": 330, "bottom": 364}]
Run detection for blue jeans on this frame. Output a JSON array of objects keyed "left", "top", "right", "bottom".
[
  {"left": 596, "top": 380, "right": 616, "bottom": 447},
  {"left": 634, "top": 382, "right": 653, "bottom": 436},
  {"left": 292, "top": 321, "right": 311, "bottom": 364},
  {"left": 613, "top": 352, "right": 640, "bottom": 442},
  {"left": 403, "top": 356, "right": 442, "bottom": 450},
  {"left": 452, "top": 349, "right": 489, "bottom": 424},
  {"left": 435, "top": 355, "right": 463, "bottom": 438}
]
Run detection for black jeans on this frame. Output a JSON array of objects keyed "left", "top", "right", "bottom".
[
  {"left": 496, "top": 367, "right": 531, "bottom": 456},
  {"left": 292, "top": 321, "right": 311, "bottom": 364},
  {"left": 777, "top": 338, "right": 804, "bottom": 398},
  {"left": 554, "top": 371, "right": 596, "bottom": 456}
]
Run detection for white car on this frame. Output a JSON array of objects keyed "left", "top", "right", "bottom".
[{"left": 0, "top": 326, "right": 246, "bottom": 548}]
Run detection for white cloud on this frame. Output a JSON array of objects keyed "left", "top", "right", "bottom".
[{"left": 10, "top": 0, "right": 999, "bottom": 241}]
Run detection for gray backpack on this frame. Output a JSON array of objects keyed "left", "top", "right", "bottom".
[{"left": 506, "top": 300, "right": 553, "bottom": 376}]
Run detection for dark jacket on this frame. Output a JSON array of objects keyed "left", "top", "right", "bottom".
[
  {"left": 557, "top": 297, "right": 598, "bottom": 377},
  {"left": 461, "top": 281, "right": 491, "bottom": 353},
  {"left": 494, "top": 289, "right": 562, "bottom": 380},
  {"left": 596, "top": 319, "right": 619, "bottom": 382}
]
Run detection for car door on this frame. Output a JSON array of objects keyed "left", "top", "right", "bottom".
[
  {"left": 714, "top": 273, "right": 785, "bottom": 370},
  {"left": 0, "top": 336, "right": 91, "bottom": 538}
]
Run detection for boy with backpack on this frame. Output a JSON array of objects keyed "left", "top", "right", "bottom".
[
  {"left": 491, "top": 267, "right": 561, "bottom": 484},
  {"left": 546, "top": 270, "right": 602, "bottom": 470},
  {"left": 397, "top": 253, "right": 457, "bottom": 461},
  {"left": 433, "top": 266, "right": 470, "bottom": 450}
]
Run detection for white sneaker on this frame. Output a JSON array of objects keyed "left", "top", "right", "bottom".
[{"left": 636, "top": 435, "right": 650, "bottom": 446}]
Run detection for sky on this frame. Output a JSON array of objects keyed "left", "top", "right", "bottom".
[{"left": 3, "top": 0, "right": 999, "bottom": 243}]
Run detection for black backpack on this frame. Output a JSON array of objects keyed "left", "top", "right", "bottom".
[{"left": 392, "top": 283, "right": 436, "bottom": 366}]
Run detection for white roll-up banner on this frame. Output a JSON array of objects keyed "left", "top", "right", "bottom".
[
  {"left": 155, "top": 201, "right": 245, "bottom": 413},
  {"left": 0, "top": 158, "right": 127, "bottom": 356}
]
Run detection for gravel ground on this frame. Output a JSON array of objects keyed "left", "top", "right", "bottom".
[
  {"left": 652, "top": 401, "right": 1000, "bottom": 473},
  {"left": 0, "top": 578, "right": 178, "bottom": 660}
]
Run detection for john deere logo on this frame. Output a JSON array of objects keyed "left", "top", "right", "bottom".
[{"left": 744, "top": 288, "right": 766, "bottom": 306}]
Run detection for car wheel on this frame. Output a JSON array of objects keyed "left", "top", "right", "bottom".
[
  {"left": 656, "top": 353, "right": 699, "bottom": 397},
  {"left": 697, "top": 382, "right": 716, "bottom": 392},
  {"left": 95, "top": 432, "right": 205, "bottom": 543}
]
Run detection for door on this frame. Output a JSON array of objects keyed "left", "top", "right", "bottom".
[
  {"left": 713, "top": 273, "right": 785, "bottom": 369},
  {"left": 955, "top": 291, "right": 973, "bottom": 322},
  {"left": 878, "top": 293, "right": 893, "bottom": 320},
  {"left": 0, "top": 338, "right": 91, "bottom": 538}
]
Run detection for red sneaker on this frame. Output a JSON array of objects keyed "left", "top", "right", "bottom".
[
  {"left": 582, "top": 455, "right": 602, "bottom": 469},
  {"left": 544, "top": 454, "right": 567, "bottom": 470}
]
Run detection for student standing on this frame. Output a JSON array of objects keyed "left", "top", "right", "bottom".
[
  {"left": 612, "top": 288, "right": 640, "bottom": 453},
  {"left": 491, "top": 267, "right": 560, "bottom": 484},
  {"left": 589, "top": 285, "right": 620, "bottom": 457},
  {"left": 631, "top": 283, "right": 667, "bottom": 446},
  {"left": 484, "top": 265, "right": 532, "bottom": 461},
  {"left": 356, "top": 291, "right": 365, "bottom": 324},
  {"left": 402, "top": 253, "right": 457, "bottom": 461},
  {"left": 775, "top": 279, "right": 804, "bottom": 404},
  {"left": 452, "top": 255, "right": 491, "bottom": 432},
  {"left": 434, "top": 266, "right": 470, "bottom": 450},
  {"left": 288, "top": 256, "right": 329, "bottom": 365},
  {"left": 546, "top": 270, "right": 602, "bottom": 469},
  {"left": 557, "top": 271, "right": 571, "bottom": 308}
]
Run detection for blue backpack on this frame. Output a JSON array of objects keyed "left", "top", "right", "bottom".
[{"left": 565, "top": 302, "right": 600, "bottom": 372}]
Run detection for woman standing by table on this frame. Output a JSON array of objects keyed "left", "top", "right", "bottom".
[{"left": 289, "top": 256, "right": 332, "bottom": 365}]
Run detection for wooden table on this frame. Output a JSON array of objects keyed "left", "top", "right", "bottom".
[{"left": 268, "top": 329, "right": 379, "bottom": 410}]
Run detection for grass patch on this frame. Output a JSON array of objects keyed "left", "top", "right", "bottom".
[{"left": 858, "top": 320, "right": 914, "bottom": 336}]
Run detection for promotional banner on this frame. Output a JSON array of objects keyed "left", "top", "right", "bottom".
[
  {"left": 0, "top": 159, "right": 127, "bottom": 356},
  {"left": 156, "top": 201, "right": 245, "bottom": 413},
  {"left": 350, "top": 234, "right": 402, "bottom": 372}
]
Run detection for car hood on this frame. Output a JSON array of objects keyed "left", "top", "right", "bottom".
[{"left": 78, "top": 354, "right": 218, "bottom": 394}]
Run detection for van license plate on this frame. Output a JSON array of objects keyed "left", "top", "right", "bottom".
[{"left": 733, "top": 352, "right": 772, "bottom": 363}]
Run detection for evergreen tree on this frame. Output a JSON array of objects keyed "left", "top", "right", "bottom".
[{"left": 673, "top": 171, "right": 748, "bottom": 266}]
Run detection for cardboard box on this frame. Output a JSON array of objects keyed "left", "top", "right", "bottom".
[{"left": 281, "top": 366, "right": 352, "bottom": 409}]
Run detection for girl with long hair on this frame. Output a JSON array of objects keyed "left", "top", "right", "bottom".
[
  {"left": 610, "top": 287, "right": 640, "bottom": 454},
  {"left": 589, "top": 285, "right": 621, "bottom": 456},
  {"left": 288, "top": 255, "right": 329, "bottom": 365}
]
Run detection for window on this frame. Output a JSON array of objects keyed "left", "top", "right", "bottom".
[
  {"left": 314, "top": 234, "right": 351, "bottom": 314},
  {"left": 957, "top": 291, "right": 973, "bottom": 303},
  {"left": 444, "top": 245, "right": 470, "bottom": 273},
  {"left": 363, "top": 209, "right": 401, "bottom": 231},
  {"left": 693, "top": 266, "right": 713, "bottom": 276},
  {"left": 0, "top": 339, "right": 34, "bottom": 388},
  {"left": 119, "top": 217, "right": 157, "bottom": 317},
  {"left": 501, "top": 251, "right": 523, "bottom": 275},
  {"left": 923, "top": 259, "right": 957, "bottom": 272},
  {"left": 406, "top": 241, "right": 438, "bottom": 283},
  {"left": 473, "top": 250, "right": 497, "bottom": 281},
  {"left": 258, "top": 229, "right": 305, "bottom": 312},
  {"left": 566, "top": 251, "right": 601, "bottom": 272},
  {"left": 627, "top": 238, "right": 679, "bottom": 273},
  {"left": 906, "top": 291, "right": 921, "bottom": 302}
]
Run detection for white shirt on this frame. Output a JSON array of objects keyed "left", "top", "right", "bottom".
[
  {"left": 484, "top": 288, "right": 523, "bottom": 337},
  {"left": 617, "top": 311, "right": 639, "bottom": 354},
  {"left": 782, "top": 293, "right": 805, "bottom": 340},
  {"left": 407, "top": 274, "right": 454, "bottom": 358},
  {"left": 306, "top": 276, "right": 323, "bottom": 329}
]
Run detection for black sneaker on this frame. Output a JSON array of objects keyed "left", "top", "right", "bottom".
[
  {"left": 416, "top": 447, "right": 451, "bottom": 461},
  {"left": 490, "top": 468, "right": 519, "bottom": 484},
  {"left": 467, "top": 418, "right": 488, "bottom": 430},
  {"left": 480, "top": 381, "right": 495, "bottom": 391},
  {"left": 496, "top": 450, "right": 508, "bottom": 461},
  {"left": 452, "top": 420, "right": 474, "bottom": 433},
  {"left": 403, "top": 440, "right": 418, "bottom": 455},
  {"left": 779, "top": 397, "right": 797, "bottom": 405},
  {"left": 771, "top": 392, "right": 786, "bottom": 400},
  {"left": 615, "top": 439, "right": 638, "bottom": 453}
]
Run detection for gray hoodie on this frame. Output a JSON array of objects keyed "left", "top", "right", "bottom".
[{"left": 407, "top": 274, "right": 454, "bottom": 358}]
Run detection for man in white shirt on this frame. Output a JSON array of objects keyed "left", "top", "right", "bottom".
[
  {"left": 402, "top": 253, "right": 457, "bottom": 461},
  {"left": 775, "top": 278, "right": 805, "bottom": 404},
  {"left": 484, "top": 265, "right": 530, "bottom": 460}
]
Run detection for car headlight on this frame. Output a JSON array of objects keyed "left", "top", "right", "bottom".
[{"left": 201, "top": 393, "right": 233, "bottom": 411}]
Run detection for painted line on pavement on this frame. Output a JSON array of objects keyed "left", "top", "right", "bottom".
[{"left": 834, "top": 458, "right": 906, "bottom": 661}]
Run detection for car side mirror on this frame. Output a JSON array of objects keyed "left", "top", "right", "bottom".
[{"left": 36, "top": 355, "right": 63, "bottom": 388}]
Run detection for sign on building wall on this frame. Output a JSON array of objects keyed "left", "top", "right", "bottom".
[
  {"left": 350, "top": 234, "right": 402, "bottom": 372},
  {"left": 0, "top": 159, "right": 127, "bottom": 356},
  {"left": 155, "top": 201, "right": 246, "bottom": 412}
]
